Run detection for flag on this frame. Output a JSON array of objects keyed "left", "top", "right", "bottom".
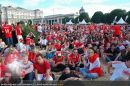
[
  {"left": 114, "top": 16, "right": 117, "bottom": 21},
  {"left": 113, "top": 16, "right": 117, "bottom": 23},
  {"left": 78, "top": 18, "right": 79, "bottom": 22},
  {"left": 125, "top": 15, "right": 128, "bottom": 21}
]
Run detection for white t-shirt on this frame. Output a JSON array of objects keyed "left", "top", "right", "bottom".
[
  {"left": 16, "top": 43, "right": 27, "bottom": 52},
  {"left": 123, "top": 40, "right": 130, "bottom": 46},
  {"left": 110, "top": 62, "right": 130, "bottom": 80},
  {"left": 39, "top": 38, "right": 48, "bottom": 45},
  {"left": 38, "top": 26, "right": 42, "bottom": 33},
  {"left": 0, "top": 42, "right": 5, "bottom": 48}
]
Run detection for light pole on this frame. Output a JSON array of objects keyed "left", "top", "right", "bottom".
[
  {"left": 0, "top": 4, "right": 2, "bottom": 29},
  {"left": 0, "top": 4, "right": 2, "bottom": 38}
]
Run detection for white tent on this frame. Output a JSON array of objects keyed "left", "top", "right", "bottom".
[
  {"left": 79, "top": 19, "right": 87, "bottom": 25},
  {"left": 66, "top": 20, "right": 73, "bottom": 25},
  {"left": 117, "top": 17, "right": 126, "bottom": 24}
]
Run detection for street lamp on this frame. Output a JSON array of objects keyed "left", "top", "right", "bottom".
[{"left": 0, "top": 4, "right": 2, "bottom": 29}]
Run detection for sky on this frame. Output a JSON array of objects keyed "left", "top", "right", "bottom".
[{"left": 0, "top": 0, "right": 129, "bottom": 17}]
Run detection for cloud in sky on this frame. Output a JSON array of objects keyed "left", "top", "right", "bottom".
[{"left": 0, "top": 0, "right": 129, "bottom": 17}]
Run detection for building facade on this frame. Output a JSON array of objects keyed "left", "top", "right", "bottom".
[
  {"left": 1, "top": 6, "right": 43, "bottom": 24},
  {"left": 44, "top": 14, "right": 78, "bottom": 24},
  {"left": 33, "top": 14, "right": 78, "bottom": 24},
  {"left": 33, "top": 7, "right": 85, "bottom": 25}
]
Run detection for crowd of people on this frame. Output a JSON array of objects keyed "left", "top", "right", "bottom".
[{"left": 0, "top": 21, "right": 130, "bottom": 84}]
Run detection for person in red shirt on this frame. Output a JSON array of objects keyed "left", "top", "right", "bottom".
[
  {"left": 28, "top": 49, "right": 36, "bottom": 63},
  {"left": 34, "top": 53, "right": 53, "bottom": 81},
  {"left": 54, "top": 41, "right": 62, "bottom": 51},
  {"left": 52, "top": 52, "right": 66, "bottom": 72},
  {"left": 25, "top": 32, "right": 35, "bottom": 51},
  {"left": 15, "top": 22, "right": 23, "bottom": 43},
  {"left": 113, "top": 23, "right": 121, "bottom": 38},
  {"left": 2, "top": 22, "right": 13, "bottom": 46},
  {"left": 68, "top": 49, "right": 82, "bottom": 70},
  {"left": 0, "top": 55, "right": 7, "bottom": 80},
  {"left": 0, "top": 54, "right": 12, "bottom": 82}
]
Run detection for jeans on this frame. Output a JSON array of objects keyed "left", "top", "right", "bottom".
[
  {"left": 0, "top": 48, "right": 2, "bottom": 52},
  {"left": 23, "top": 72, "right": 34, "bottom": 80},
  {"left": 80, "top": 68, "right": 98, "bottom": 79},
  {"left": 6, "top": 37, "right": 13, "bottom": 46}
]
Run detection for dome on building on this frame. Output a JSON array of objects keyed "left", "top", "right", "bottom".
[{"left": 79, "top": 7, "right": 85, "bottom": 14}]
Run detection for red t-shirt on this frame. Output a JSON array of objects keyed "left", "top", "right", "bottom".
[
  {"left": 26, "top": 37, "right": 31, "bottom": 45},
  {"left": 73, "top": 41, "right": 83, "bottom": 48},
  {"left": 15, "top": 25, "right": 22, "bottom": 36},
  {"left": 46, "top": 35, "right": 52, "bottom": 41},
  {"left": 2, "top": 25, "right": 12, "bottom": 38},
  {"left": 28, "top": 52, "right": 36, "bottom": 63},
  {"left": 30, "top": 39, "right": 35, "bottom": 45},
  {"left": 56, "top": 36, "right": 63, "bottom": 41},
  {"left": 26, "top": 37, "right": 35, "bottom": 45},
  {"left": 0, "top": 64, "right": 7, "bottom": 78},
  {"left": 34, "top": 60, "right": 50, "bottom": 75},
  {"left": 52, "top": 56, "right": 64, "bottom": 64},
  {"left": 114, "top": 25, "right": 121, "bottom": 35},
  {"left": 68, "top": 53, "right": 80, "bottom": 64},
  {"left": 54, "top": 43, "right": 62, "bottom": 51}
]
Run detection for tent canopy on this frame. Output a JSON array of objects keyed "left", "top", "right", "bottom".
[
  {"left": 66, "top": 20, "right": 73, "bottom": 25},
  {"left": 79, "top": 19, "right": 87, "bottom": 25},
  {"left": 116, "top": 17, "right": 126, "bottom": 24}
]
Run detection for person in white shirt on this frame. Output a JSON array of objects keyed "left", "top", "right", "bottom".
[
  {"left": 19, "top": 53, "right": 34, "bottom": 80},
  {"left": 107, "top": 59, "right": 130, "bottom": 81},
  {"left": 0, "top": 39, "right": 7, "bottom": 52},
  {"left": 38, "top": 36, "right": 48, "bottom": 49},
  {"left": 37, "top": 24, "right": 43, "bottom": 35}
]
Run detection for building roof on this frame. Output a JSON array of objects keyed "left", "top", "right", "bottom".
[{"left": 79, "top": 7, "right": 85, "bottom": 14}]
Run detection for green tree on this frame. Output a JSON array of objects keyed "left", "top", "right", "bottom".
[
  {"left": 19, "top": 20, "right": 25, "bottom": 25},
  {"left": 79, "top": 12, "right": 90, "bottom": 23},
  {"left": 102, "top": 13, "right": 110, "bottom": 24},
  {"left": 28, "top": 19, "right": 32, "bottom": 25},
  {"left": 91, "top": 11, "right": 104, "bottom": 23},
  {"left": 126, "top": 11, "right": 130, "bottom": 24},
  {"left": 74, "top": 16, "right": 79, "bottom": 24},
  {"left": 108, "top": 9, "right": 127, "bottom": 23},
  {"left": 62, "top": 17, "right": 70, "bottom": 24}
]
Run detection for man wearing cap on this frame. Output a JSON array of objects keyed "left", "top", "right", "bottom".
[{"left": 52, "top": 51, "right": 66, "bottom": 72}]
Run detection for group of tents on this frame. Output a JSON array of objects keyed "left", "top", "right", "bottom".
[
  {"left": 66, "top": 17, "right": 128, "bottom": 25},
  {"left": 66, "top": 19, "right": 89, "bottom": 25}
]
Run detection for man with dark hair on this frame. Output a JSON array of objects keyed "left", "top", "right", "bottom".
[
  {"left": 34, "top": 53, "right": 53, "bottom": 81},
  {"left": 105, "top": 43, "right": 121, "bottom": 62},
  {"left": 15, "top": 22, "right": 23, "bottom": 43}
]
